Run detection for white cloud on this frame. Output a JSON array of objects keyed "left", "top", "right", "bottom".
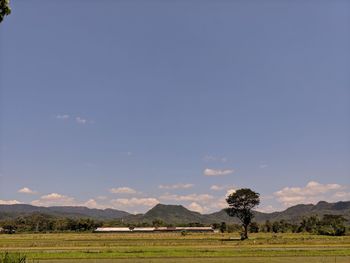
[
  {"left": 159, "top": 183, "right": 194, "bottom": 190},
  {"left": 198, "top": 196, "right": 229, "bottom": 212},
  {"left": 41, "top": 193, "right": 68, "bottom": 200},
  {"left": 274, "top": 181, "right": 344, "bottom": 207},
  {"left": 110, "top": 187, "right": 138, "bottom": 194},
  {"left": 217, "top": 198, "right": 229, "bottom": 210},
  {"left": 204, "top": 155, "right": 228, "bottom": 163},
  {"left": 225, "top": 188, "right": 236, "bottom": 197},
  {"left": 210, "top": 185, "right": 226, "bottom": 191},
  {"left": 31, "top": 193, "right": 109, "bottom": 208},
  {"left": 256, "top": 205, "right": 275, "bottom": 213},
  {"left": 18, "top": 187, "right": 37, "bottom": 195},
  {"left": 56, "top": 114, "right": 70, "bottom": 120},
  {"left": 83, "top": 199, "right": 105, "bottom": 209},
  {"left": 0, "top": 199, "right": 21, "bottom": 205},
  {"left": 259, "top": 164, "right": 268, "bottom": 169},
  {"left": 76, "top": 117, "right": 87, "bottom": 124},
  {"left": 110, "top": 197, "right": 159, "bottom": 208},
  {"left": 187, "top": 202, "right": 205, "bottom": 214},
  {"left": 158, "top": 191, "right": 233, "bottom": 213},
  {"left": 31, "top": 193, "right": 76, "bottom": 206},
  {"left": 331, "top": 191, "right": 350, "bottom": 200},
  {"left": 203, "top": 168, "right": 234, "bottom": 176},
  {"left": 160, "top": 193, "right": 214, "bottom": 202},
  {"left": 55, "top": 114, "right": 93, "bottom": 124}
]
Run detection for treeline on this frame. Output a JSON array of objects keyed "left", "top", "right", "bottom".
[
  {"left": 0, "top": 213, "right": 348, "bottom": 236},
  {"left": 0, "top": 215, "right": 211, "bottom": 233},
  {"left": 0, "top": 213, "right": 102, "bottom": 233},
  {"left": 214, "top": 214, "right": 348, "bottom": 236}
]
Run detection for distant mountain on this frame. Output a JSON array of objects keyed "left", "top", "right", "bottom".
[
  {"left": 259, "top": 201, "right": 350, "bottom": 222},
  {"left": 127, "top": 204, "right": 204, "bottom": 224},
  {"left": 121, "top": 201, "right": 350, "bottom": 225},
  {"left": 205, "top": 201, "right": 350, "bottom": 224},
  {"left": 0, "top": 204, "right": 130, "bottom": 220},
  {"left": 1, "top": 201, "right": 349, "bottom": 224}
]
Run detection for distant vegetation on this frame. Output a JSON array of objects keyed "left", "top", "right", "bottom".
[
  {"left": 258, "top": 214, "right": 347, "bottom": 236},
  {"left": 0, "top": 213, "right": 102, "bottom": 233},
  {"left": 0, "top": 212, "right": 348, "bottom": 237},
  {"left": 0, "top": 200, "right": 349, "bottom": 237}
]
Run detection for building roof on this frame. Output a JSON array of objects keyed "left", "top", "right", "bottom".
[{"left": 94, "top": 226, "right": 214, "bottom": 232}]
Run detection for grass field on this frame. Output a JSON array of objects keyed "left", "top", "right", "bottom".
[{"left": 1, "top": 232, "right": 350, "bottom": 262}]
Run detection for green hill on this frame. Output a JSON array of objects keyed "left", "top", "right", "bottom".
[{"left": 143, "top": 204, "right": 203, "bottom": 224}]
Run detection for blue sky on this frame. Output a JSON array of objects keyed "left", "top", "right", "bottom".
[{"left": 0, "top": 0, "right": 349, "bottom": 213}]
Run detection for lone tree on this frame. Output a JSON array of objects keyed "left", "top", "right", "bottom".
[
  {"left": 225, "top": 188, "right": 260, "bottom": 240},
  {"left": 0, "top": 0, "right": 11, "bottom": 23}
]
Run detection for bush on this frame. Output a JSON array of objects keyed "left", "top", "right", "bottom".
[
  {"left": 249, "top": 222, "right": 259, "bottom": 233},
  {"left": 318, "top": 224, "right": 346, "bottom": 236}
]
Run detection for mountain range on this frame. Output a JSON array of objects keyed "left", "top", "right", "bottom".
[
  {"left": 1, "top": 201, "right": 349, "bottom": 224},
  {"left": 0, "top": 204, "right": 129, "bottom": 220}
]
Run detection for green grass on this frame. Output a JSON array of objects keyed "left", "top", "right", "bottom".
[
  {"left": 33, "top": 258, "right": 350, "bottom": 263},
  {"left": 0, "top": 252, "right": 27, "bottom": 263},
  {"left": 1, "top": 232, "right": 350, "bottom": 262}
]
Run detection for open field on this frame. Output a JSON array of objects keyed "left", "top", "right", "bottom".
[{"left": 1, "top": 232, "right": 350, "bottom": 262}]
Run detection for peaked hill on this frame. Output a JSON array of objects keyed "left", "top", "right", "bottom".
[{"left": 125, "top": 204, "right": 203, "bottom": 224}]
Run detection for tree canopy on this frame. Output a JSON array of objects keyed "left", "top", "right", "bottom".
[
  {"left": 0, "top": 0, "right": 11, "bottom": 23},
  {"left": 225, "top": 188, "right": 260, "bottom": 240}
]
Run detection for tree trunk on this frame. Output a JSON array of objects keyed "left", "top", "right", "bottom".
[{"left": 242, "top": 224, "right": 248, "bottom": 240}]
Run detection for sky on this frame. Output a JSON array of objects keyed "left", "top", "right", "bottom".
[{"left": 0, "top": 0, "right": 349, "bottom": 214}]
